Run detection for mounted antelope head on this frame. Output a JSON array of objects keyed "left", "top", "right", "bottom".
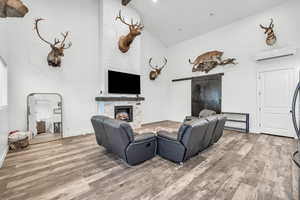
[
  {"left": 0, "top": 0, "right": 29, "bottom": 18},
  {"left": 260, "top": 19, "right": 277, "bottom": 46},
  {"left": 116, "top": 10, "right": 144, "bottom": 53},
  {"left": 34, "top": 18, "right": 72, "bottom": 67},
  {"left": 149, "top": 57, "right": 167, "bottom": 80}
]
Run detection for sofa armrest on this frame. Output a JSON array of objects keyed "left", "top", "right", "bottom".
[
  {"left": 134, "top": 132, "right": 156, "bottom": 143},
  {"left": 157, "top": 131, "right": 177, "bottom": 141},
  {"left": 157, "top": 135, "right": 186, "bottom": 163},
  {"left": 126, "top": 134, "right": 157, "bottom": 166}
]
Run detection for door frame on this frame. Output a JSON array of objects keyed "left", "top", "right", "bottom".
[{"left": 256, "top": 66, "right": 298, "bottom": 138}]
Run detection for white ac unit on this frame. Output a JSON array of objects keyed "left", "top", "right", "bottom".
[{"left": 255, "top": 47, "right": 297, "bottom": 61}]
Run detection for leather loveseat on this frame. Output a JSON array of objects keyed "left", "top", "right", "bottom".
[
  {"left": 157, "top": 115, "right": 227, "bottom": 163},
  {"left": 91, "top": 116, "right": 157, "bottom": 166}
]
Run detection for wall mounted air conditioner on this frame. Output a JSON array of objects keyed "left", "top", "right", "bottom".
[{"left": 255, "top": 47, "right": 297, "bottom": 61}]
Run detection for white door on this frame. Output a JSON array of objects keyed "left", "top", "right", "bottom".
[{"left": 258, "top": 68, "right": 296, "bottom": 138}]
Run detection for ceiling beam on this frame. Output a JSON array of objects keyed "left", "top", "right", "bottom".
[{"left": 122, "top": 0, "right": 132, "bottom": 6}]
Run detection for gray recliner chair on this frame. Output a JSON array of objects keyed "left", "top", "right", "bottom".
[
  {"left": 157, "top": 119, "right": 210, "bottom": 163},
  {"left": 91, "top": 116, "right": 157, "bottom": 166}
]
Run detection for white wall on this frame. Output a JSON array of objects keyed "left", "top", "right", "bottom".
[
  {"left": 4, "top": 0, "right": 101, "bottom": 137},
  {"left": 0, "top": 107, "right": 9, "bottom": 166},
  {"left": 102, "top": 0, "right": 141, "bottom": 77},
  {"left": 100, "top": 0, "right": 169, "bottom": 123},
  {"left": 141, "top": 30, "right": 169, "bottom": 123},
  {"left": 1, "top": 0, "right": 168, "bottom": 140},
  {"left": 166, "top": 0, "right": 300, "bottom": 133},
  {"left": 0, "top": 22, "right": 9, "bottom": 166}
]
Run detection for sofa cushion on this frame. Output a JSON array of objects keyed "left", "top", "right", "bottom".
[{"left": 158, "top": 130, "right": 178, "bottom": 141}]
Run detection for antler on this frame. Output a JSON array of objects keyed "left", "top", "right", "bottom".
[
  {"left": 260, "top": 18, "right": 274, "bottom": 29},
  {"left": 34, "top": 18, "right": 53, "bottom": 46},
  {"left": 149, "top": 57, "right": 168, "bottom": 70},
  {"left": 149, "top": 58, "right": 157, "bottom": 70},
  {"left": 116, "top": 10, "right": 132, "bottom": 27},
  {"left": 116, "top": 10, "right": 144, "bottom": 30},
  {"left": 160, "top": 57, "right": 168, "bottom": 70},
  {"left": 269, "top": 18, "right": 274, "bottom": 28},
  {"left": 60, "top": 32, "right": 72, "bottom": 49}
]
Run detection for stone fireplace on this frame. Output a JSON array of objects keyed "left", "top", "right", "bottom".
[{"left": 95, "top": 96, "right": 145, "bottom": 129}]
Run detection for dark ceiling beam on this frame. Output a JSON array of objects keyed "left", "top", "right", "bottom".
[{"left": 122, "top": 0, "right": 132, "bottom": 6}]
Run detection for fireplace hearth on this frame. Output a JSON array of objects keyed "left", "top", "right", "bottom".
[{"left": 115, "top": 105, "right": 133, "bottom": 122}]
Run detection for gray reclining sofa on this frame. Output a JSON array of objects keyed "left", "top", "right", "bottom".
[
  {"left": 91, "top": 116, "right": 157, "bottom": 166},
  {"left": 157, "top": 115, "right": 227, "bottom": 163},
  {"left": 91, "top": 115, "right": 226, "bottom": 165}
]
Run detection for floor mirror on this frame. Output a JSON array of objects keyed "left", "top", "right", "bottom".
[{"left": 27, "top": 93, "right": 63, "bottom": 144}]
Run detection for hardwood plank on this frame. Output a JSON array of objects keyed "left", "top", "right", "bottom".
[{"left": 0, "top": 121, "right": 298, "bottom": 200}]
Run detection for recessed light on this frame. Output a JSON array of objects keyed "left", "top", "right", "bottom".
[{"left": 152, "top": 0, "right": 158, "bottom": 3}]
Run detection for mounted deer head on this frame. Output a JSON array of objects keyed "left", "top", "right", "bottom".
[
  {"left": 0, "top": 0, "right": 29, "bottom": 18},
  {"left": 34, "top": 18, "right": 72, "bottom": 67},
  {"left": 116, "top": 10, "right": 144, "bottom": 53},
  {"left": 149, "top": 57, "right": 167, "bottom": 80},
  {"left": 260, "top": 18, "right": 277, "bottom": 46}
]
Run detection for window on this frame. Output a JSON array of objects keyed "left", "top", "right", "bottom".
[{"left": 0, "top": 56, "right": 7, "bottom": 108}]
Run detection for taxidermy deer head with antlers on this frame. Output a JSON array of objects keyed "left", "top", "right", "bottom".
[
  {"left": 34, "top": 18, "right": 72, "bottom": 67},
  {"left": 0, "top": 0, "right": 28, "bottom": 18},
  {"left": 116, "top": 10, "right": 144, "bottom": 53},
  {"left": 260, "top": 19, "right": 277, "bottom": 46},
  {"left": 149, "top": 57, "right": 167, "bottom": 80}
]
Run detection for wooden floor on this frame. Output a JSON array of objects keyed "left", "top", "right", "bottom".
[
  {"left": 0, "top": 121, "right": 299, "bottom": 200},
  {"left": 30, "top": 132, "right": 62, "bottom": 145}
]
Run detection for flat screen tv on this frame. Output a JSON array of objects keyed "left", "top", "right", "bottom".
[{"left": 108, "top": 70, "right": 141, "bottom": 95}]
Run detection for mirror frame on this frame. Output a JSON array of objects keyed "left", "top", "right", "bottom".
[{"left": 27, "top": 93, "right": 63, "bottom": 138}]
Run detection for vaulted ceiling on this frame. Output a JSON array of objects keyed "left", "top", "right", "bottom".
[{"left": 132, "top": 0, "right": 288, "bottom": 46}]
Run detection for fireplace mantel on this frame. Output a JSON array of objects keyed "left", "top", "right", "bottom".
[{"left": 95, "top": 96, "right": 145, "bottom": 102}]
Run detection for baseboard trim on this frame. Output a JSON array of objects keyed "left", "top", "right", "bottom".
[{"left": 0, "top": 145, "right": 8, "bottom": 168}]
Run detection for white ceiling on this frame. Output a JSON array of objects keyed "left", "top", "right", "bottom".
[{"left": 131, "top": 0, "right": 287, "bottom": 46}]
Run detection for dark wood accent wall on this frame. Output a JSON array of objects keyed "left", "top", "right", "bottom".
[{"left": 191, "top": 74, "right": 222, "bottom": 117}]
